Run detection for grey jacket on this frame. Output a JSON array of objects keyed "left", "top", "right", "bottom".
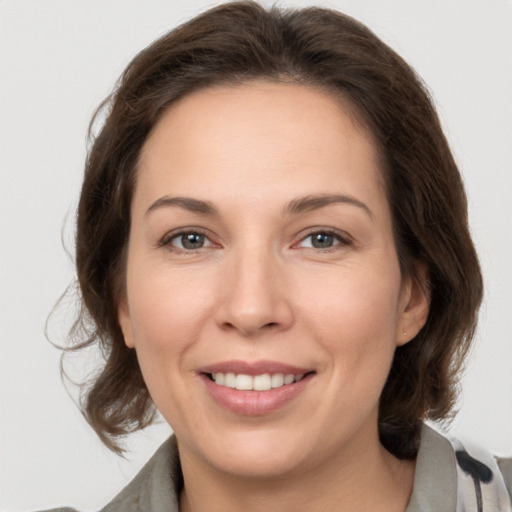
[{"left": 42, "top": 425, "right": 512, "bottom": 512}]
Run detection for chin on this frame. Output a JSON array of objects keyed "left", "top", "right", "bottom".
[
  {"left": 181, "top": 424, "right": 313, "bottom": 479},
  {"left": 216, "top": 438, "right": 308, "bottom": 479}
]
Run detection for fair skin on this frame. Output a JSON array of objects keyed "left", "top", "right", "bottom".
[{"left": 118, "top": 81, "right": 429, "bottom": 512}]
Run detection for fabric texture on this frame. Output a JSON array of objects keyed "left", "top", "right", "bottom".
[{"left": 39, "top": 424, "right": 511, "bottom": 512}]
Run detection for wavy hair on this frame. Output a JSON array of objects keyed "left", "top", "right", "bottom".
[{"left": 65, "top": 1, "right": 482, "bottom": 457}]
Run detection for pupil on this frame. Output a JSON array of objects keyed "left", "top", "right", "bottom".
[
  {"left": 182, "top": 233, "right": 204, "bottom": 249},
  {"left": 312, "top": 233, "right": 333, "bottom": 248}
]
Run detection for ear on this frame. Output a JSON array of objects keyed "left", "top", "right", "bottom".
[
  {"left": 118, "top": 299, "right": 136, "bottom": 349},
  {"left": 397, "top": 261, "right": 430, "bottom": 346}
]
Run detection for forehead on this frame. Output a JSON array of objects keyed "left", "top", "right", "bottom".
[{"left": 136, "top": 81, "right": 386, "bottom": 213}]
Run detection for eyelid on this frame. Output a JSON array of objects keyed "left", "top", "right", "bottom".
[
  {"left": 159, "top": 227, "right": 219, "bottom": 250},
  {"left": 157, "top": 226, "right": 352, "bottom": 251},
  {"left": 293, "top": 228, "right": 354, "bottom": 249}
]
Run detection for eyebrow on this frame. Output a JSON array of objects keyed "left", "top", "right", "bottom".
[
  {"left": 146, "top": 196, "right": 219, "bottom": 217},
  {"left": 283, "top": 194, "right": 374, "bottom": 220},
  {"left": 145, "top": 193, "right": 373, "bottom": 220}
]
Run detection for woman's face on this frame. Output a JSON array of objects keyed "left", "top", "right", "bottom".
[{"left": 118, "top": 82, "right": 428, "bottom": 478}]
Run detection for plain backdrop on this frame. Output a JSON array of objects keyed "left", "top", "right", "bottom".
[{"left": 1, "top": 0, "right": 511, "bottom": 511}]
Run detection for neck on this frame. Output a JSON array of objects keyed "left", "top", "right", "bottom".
[{"left": 178, "top": 426, "right": 415, "bottom": 512}]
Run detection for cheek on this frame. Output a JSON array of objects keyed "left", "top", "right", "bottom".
[
  {"left": 298, "top": 263, "right": 402, "bottom": 383},
  {"left": 124, "top": 265, "right": 218, "bottom": 424},
  {"left": 299, "top": 261, "right": 402, "bottom": 336},
  {"left": 125, "top": 263, "right": 214, "bottom": 368}
]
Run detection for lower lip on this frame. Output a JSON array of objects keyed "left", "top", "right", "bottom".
[{"left": 201, "top": 374, "right": 313, "bottom": 416}]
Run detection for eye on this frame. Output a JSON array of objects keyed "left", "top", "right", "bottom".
[
  {"left": 297, "top": 230, "right": 350, "bottom": 250},
  {"left": 163, "top": 231, "right": 215, "bottom": 250}
]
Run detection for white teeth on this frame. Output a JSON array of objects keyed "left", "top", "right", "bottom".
[
  {"left": 235, "top": 374, "right": 253, "bottom": 390},
  {"left": 284, "top": 374, "right": 295, "bottom": 385},
  {"left": 253, "top": 374, "right": 272, "bottom": 391},
  {"left": 213, "top": 373, "right": 224, "bottom": 385},
  {"left": 271, "top": 373, "right": 284, "bottom": 388},
  {"left": 224, "top": 373, "right": 236, "bottom": 388},
  {"left": 211, "top": 372, "right": 306, "bottom": 390}
]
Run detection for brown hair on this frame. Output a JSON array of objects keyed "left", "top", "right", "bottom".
[{"left": 68, "top": 1, "right": 482, "bottom": 457}]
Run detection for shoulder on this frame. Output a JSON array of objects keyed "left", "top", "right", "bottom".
[
  {"left": 497, "top": 456, "right": 512, "bottom": 499},
  {"left": 449, "top": 430, "right": 512, "bottom": 507},
  {"left": 34, "top": 436, "right": 181, "bottom": 512},
  {"left": 408, "top": 424, "right": 512, "bottom": 512},
  {"left": 99, "top": 435, "right": 181, "bottom": 512}
]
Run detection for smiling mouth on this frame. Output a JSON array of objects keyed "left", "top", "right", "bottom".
[
  {"left": 206, "top": 372, "right": 311, "bottom": 391},
  {"left": 200, "top": 362, "right": 315, "bottom": 414}
]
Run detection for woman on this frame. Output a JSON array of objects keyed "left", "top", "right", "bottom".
[{"left": 38, "top": 2, "right": 510, "bottom": 511}]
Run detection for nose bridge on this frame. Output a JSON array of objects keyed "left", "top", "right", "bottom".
[{"left": 216, "top": 237, "right": 292, "bottom": 335}]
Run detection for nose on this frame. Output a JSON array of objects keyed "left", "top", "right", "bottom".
[{"left": 214, "top": 246, "right": 294, "bottom": 337}]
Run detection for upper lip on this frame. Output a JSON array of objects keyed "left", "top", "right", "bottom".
[{"left": 198, "top": 360, "right": 314, "bottom": 376}]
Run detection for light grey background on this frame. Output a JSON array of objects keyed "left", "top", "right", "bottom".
[{"left": 1, "top": 0, "right": 511, "bottom": 511}]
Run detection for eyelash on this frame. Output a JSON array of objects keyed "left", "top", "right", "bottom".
[
  {"left": 159, "top": 228, "right": 217, "bottom": 252},
  {"left": 159, "top": 227, "right": 352, "bottom": 254},
  {"left": 295, "top": 229, "right": 353, "bottom": 251}
]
